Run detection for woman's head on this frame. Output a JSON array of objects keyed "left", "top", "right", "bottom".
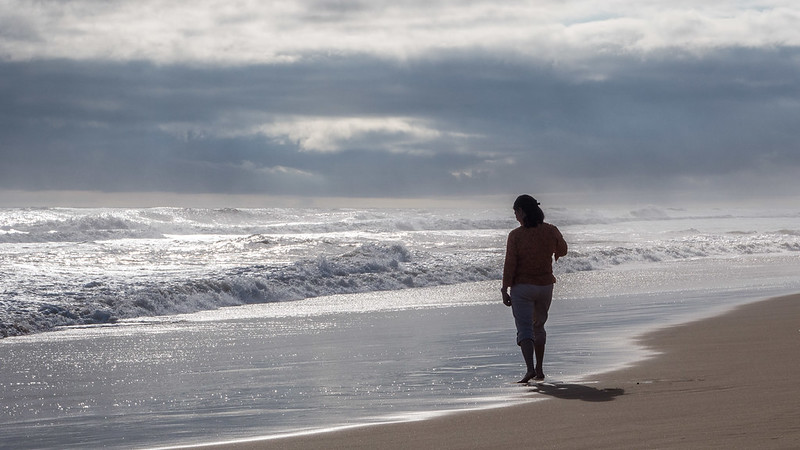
[{"left": 513, "top": 194, "right": 545, "bottom": 228}]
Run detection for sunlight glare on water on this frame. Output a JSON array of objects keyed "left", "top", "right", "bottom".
[{"left": 1, "top": 206, "right": 799, "bottom": 448}]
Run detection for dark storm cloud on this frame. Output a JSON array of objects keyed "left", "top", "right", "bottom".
[{"left": 1, "top": 46, "right": 800, "bottom": 200}]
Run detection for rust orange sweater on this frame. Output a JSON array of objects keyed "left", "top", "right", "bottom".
[{"left": 502, "top": 223, "right": 567, "bottom": 288}]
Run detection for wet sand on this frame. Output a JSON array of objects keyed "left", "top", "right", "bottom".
[{"left": 201, "top": 293, "right": 800, "bottom": 449}]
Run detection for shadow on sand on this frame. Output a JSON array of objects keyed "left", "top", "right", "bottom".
[{"left": 528, "top": 382, "right": 625, "bottom": 402}]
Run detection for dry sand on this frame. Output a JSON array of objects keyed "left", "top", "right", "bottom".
[{"left": 202, "top": 294, "right": 800, "bottom": 449}]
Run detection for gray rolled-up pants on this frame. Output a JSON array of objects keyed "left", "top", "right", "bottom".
[{"left": 510, "top": 284, "right": 553, "bottom": 346}]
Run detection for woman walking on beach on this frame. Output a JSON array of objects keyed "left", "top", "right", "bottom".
[{"left": 502, "top": 195, "right": 568, "bottom": 383}]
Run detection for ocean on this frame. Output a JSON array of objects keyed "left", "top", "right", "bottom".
[{"left": 1, "top": 205, "right": 799, "bottom": 448}]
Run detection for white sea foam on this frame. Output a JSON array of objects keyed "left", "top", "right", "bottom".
[
  {"left": 1, "top": 206, "right": 799, "bottom": 337},
  {"left": 2, "top": 206, "right": 800, "bottom": 448}
]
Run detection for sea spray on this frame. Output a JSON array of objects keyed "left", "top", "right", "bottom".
[{"left": 2, "top": 206, "right": 799, "bottom": 337}]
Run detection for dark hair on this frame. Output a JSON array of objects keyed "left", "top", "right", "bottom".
[{"left": 513, "top": 194, "right": 545, "bottom": 228}]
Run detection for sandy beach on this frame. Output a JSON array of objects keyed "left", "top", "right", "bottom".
[{"left": 201, "top": 293, "right": 800, "bottom": 449}]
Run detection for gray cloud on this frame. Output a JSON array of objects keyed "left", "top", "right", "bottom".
[{"left": 1, "top": 43, "right": 800, "bottom": 202}]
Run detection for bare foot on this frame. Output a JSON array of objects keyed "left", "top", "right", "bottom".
[{"left": 517, "top": 372, "right": 535, "bottom": 383}]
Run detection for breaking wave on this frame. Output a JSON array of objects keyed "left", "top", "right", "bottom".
[
  {"left": 1, "top": 206, "right": 799, "bottom": 337},
  {"left": 1, "top": 242, "right": 499, "bottom": 337}
]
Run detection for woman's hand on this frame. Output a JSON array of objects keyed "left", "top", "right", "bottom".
[{"left": 501, "top": 289, "right": 512, "bottom": 307}]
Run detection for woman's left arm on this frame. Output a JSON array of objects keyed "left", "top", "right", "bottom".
[{"left": 501, "top": 233, "right": 516, "bottom": 306}]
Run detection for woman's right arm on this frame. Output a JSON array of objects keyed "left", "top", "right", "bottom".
[{"left": 554, "top": 227, "right": 567, "bottom": 261}]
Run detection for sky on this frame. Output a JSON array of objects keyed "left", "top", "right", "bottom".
[{"left": 1, "top": 0, "right": 800, "bottom": 208}]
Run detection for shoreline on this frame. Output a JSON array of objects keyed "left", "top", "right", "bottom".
[{"left": 197, "top": 292, "right": 800, "bottom": 449}]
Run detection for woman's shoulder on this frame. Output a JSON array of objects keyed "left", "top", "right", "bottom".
[
  {"left": 511, "top": 223, "right": 560, "bottom": 235},
  {"left": 541, "top": 222, "right": 563, "bottom": 234},
  {"left": 508, "top": 226, "right": 525, "bottom": 237}
]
